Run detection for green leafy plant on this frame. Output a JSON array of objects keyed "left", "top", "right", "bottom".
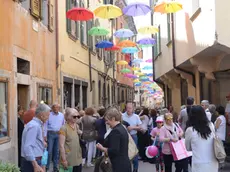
[{"left": 0, "top": 161, "right": 20, "bottom": 172}]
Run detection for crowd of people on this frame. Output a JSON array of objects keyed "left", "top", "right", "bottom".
[{"left": 17, "top": 97, "right": 229, "bottom": 172}]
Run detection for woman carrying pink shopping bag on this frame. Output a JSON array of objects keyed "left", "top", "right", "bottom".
[{"left": 159, "top": 113, "right": 189, "bottom": 172}]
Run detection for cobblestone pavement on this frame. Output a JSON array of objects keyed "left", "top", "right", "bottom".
[{"left": 48, "top": 161, "right": 230, "bottom": 172}]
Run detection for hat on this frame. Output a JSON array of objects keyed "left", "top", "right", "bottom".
[{"left": 156, "top": 116, "right": 164, "bottom": 123}]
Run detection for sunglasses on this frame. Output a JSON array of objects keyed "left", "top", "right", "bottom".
[
  {"left": 166, "top": 117, "right": 173, "bottom": 120},
  {"left": 72, "top": 116, "right": 80, "bottom": 119}
]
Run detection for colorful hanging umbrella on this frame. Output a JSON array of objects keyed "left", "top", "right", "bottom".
[
  {"left": 137, "top": 38, "right": 156, "bottom": 45},
  {"left": 136, "top": 72, "right": 145, "bottom": 76},
  {"left": 123, "top": 2, "right": 151, "bottom": 17},
  {"left": 105, "top": 46, "right": 120, "bottom": 51},
  {"left": 88, "top": 27, "right": 109, "bottom": 36},
  {"left": 142, "top": 66, "right": 153, "bottom": 70},
  {"left": 139, "top": 44, "right": 153, "bottom": 48},
  {"left": 132, "top": 59, "right": 143, "bottom": 63},
  {"left": 124, "top": 74, "right": 138, "bottom": 79},
  {"left": 138, "top": 26, "right": 159, "bottom": 34},
  {"left": 121, "top": 68, "right": 131, "bottom": 73},
  {"left": 93, "top": 5, "right": 122, "bottom": 19},
  {"left": 114, "top": 29, "right": 134, "bottom": 38},
  {"left": 117, "top": 40, "right": 136, "bottom": 47},
  {"left": 95, "top": 41, "right": 113, "bottom": 48},
  {"left": 67, "top": 8, "right": 94, "bottom": 21},
  {"left": 117, "top": 60, "right": 128, "bottom": 65},
  {"left": 140, "top": 78, "right": 150, "bottom": 82},
  {"left": 146, "top": 73, "right": 153, "bottom": 77},
  {"left": 133, "top": 79, "right": 140, "bottom": 83},
  {"left": 132, "top": 67, "right": 141, "bottom": 71},
  {"left": 143, "top": 81, "right": 152, "bottom": 85},
  {"left": 154, "top": 1, "right": 183, "bottom": 14},
  {"left": 122, "top": 47, "right": 138, "bottom": 54},
  {"left": 145, "top": 59, "right": 152, "bottom": 63},
  {"left": 134, "top": 82, "right": 142, "bottom": 87}
]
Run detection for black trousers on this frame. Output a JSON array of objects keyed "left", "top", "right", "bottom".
[
  {"left": 137, "top": 131, "right": 150, "bottom": 160},
  {"left": 163, "top": 154, "right": 188, "bottom": 172},
  {"left": 73, "top": 164, "right": 82, "bottom": 172}
]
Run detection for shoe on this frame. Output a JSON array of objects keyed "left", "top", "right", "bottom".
[
  {"left": 133, "top": 169, "right": 138, "bottom": 172},
  {"left": 87, "top": 163, "right": 94, "bottom": 167},
  {"left": 53, "top": 168, "right": 59, "bottom": 172}
]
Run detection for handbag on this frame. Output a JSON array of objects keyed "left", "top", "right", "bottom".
[
  {"left": 210, "top": 123, "right": 226, "bottom": 163},
  {"left": 100, "top": 155, "right": 113, "bottom": 172},
  {"left": 41, "top": 149, "right": 48, "bottom": 166}
]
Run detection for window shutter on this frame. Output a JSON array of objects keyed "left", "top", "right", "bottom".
[
  {"left": 66, "top": 0, "right": 71, "bottom": 34},
  {"left": 30, "top": 0, "right": 42, "bottom": 19},
  {"left": 87, "top": 20, "right": 93, "bottom": 47},
  {"left": 48, "top": 0, "right": 54, "bottom": 31},
  {"left": 75, "top": 0, "right": 79, "bottom": 39}
]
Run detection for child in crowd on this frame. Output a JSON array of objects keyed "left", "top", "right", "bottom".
[{"left": 151, "top": 116, "right": 164, "bottom": 172}]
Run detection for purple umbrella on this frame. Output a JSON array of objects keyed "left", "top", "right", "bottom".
[
  {"left": 123, "top": 2, "right": 151, "bottom": 17},
  {"left": 137, "top": 38, "right": 156, "bottom": 45},
  {"left": 114, "top": 29, "right": 134, "bottom": 38}
]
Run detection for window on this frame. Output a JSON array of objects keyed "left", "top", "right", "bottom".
[
  {"left": 181, "top": 79, "right": 188, "bottom": 105},
  {"left": 38, "top": 87, "right": 52, "bottom": 106},
  {"left": 66, "top": 0, "right": 79, "bottom": 39},
  {"left": 80, "top": 1, "right": 87, "bottom": 45},
  {"left": 82, "top": 86, "right": 87, "bottom": 109},
  {"left": 96, "top": 36, "right": 104, "bottom": 60},
  {"left": 21, "top": 0, "right": 30, "bottom": 11},
  {"left": 64, "top": 82, "right": 72, "bottom": 108},
  {"left": 41, "top": 0, "right": 48, "bottom": 26},
  {"left": 0, "top": 82, "right": 8, "bottom": 139},
  {"left": 87, "top": 20, "right": 94, "bottom": 49},
  {"left": 17, "top": 58, "right": 30, "bottom": 75},
  {"left": 30, "top": 0, "right": 42, "bottom": 19},
  {"left": 154, "top": 25, "right": 161, "bottom": 57},
  {"left": 167, "top": 14, "right": 172, "bottom": 43}
]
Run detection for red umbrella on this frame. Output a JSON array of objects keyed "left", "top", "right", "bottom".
[
  {"left": 66, "top": 8, "right": 94, "bottom": 21},
  {"left": 105, "top": 45, "right": 120, "bottom": 51}
]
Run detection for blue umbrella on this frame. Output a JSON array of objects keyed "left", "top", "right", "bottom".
[
  {"left": 137, "top": 38, "right": 156, "bottom": 45},
  {"left": 132, "top": 58, "right": 143, "bottom": 63},
  {"left": 143, "top": 66, "right": 153, "bottom": 70},
  {"left": 140, "top": 78, "right": 149, "bottom": 82},
  {"left": 95, "top": 41, "right": 113, "bottom": 48},
  {"left": 146, "top": 73, "right": 153, "bottom": 76},
  {"left": 114, "top": 29, "right": 134, "bottom": 38},
  {"left": 123, "top": 2, "right": 151, "bottom": 17},
  {"left": 134, "top": 83, "right": 142, "bottom": 87},
  {"left": 122, "top": 47, "right": 138, "bottom": 54}
]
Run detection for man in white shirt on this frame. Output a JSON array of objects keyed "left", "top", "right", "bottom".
[
  {"left": 122, "top": 102, "right": 142, "bottom": 172},
  {"left": 201, "top": 100, "right": 212, "bottom": 121}
]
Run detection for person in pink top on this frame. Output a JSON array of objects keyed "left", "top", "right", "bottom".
[
  {"left": 159, "top": 113, "right": 188, "bottom": 172},
  {"left": 151, "top": 116, "right": 164, "bottom": 172}
]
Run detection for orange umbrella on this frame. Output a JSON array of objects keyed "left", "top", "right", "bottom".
[
  {"left": 154, "top": 1, "right": 183, "bottom": 14},
  {"left": 117, "top": 40, "right": 136, "bottom": 47}
]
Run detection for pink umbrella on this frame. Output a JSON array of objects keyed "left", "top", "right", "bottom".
[
  {"left": 124, "top": 73, "right": 138, "bottom": 79},
  {"left": 145, "top": 59, "right": 152, "bottom": 63}
]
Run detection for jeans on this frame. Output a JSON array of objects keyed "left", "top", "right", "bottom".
[
  {"left": 131, "top": 134, "right": 139, "bottom": 170},
  {"left": 21, "top": 157, "right": 41, "bottom": 172},
  {"left": 46, "top": 131, "right": 59, "bottom": 170}
]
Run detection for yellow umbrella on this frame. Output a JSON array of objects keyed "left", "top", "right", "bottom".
[
  {"left": 133, "top": 79, "right": 140, "bottom": 83},
  {"left": 93, "top": 5, "right": 122, "bottom": 19},
  {"left": 138, "top": 26, "right": 159, "bottom": 34},
  {"left": 132, "top": 67, "right": 141, "bottom": 71},
  {"left": 117, "top": 60, "right": 128, "bottom": 65},
  {"left": 136, "top": 72, "right": 145, "bottom": 76},
  {"left": 117, "top": 40, "right": 136, "bottom": 47},
  {"left": 154, "top": 1, "right": 183, "bottom": 14}
]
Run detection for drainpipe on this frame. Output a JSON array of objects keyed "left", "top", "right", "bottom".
[
  {"left": 171, "top": 14, "right": 196, "bottom": 87},
  {"left": 55, "top": 0, "right": 60, "bottom": 104},
  {"left": 88, "top": 0, "right": 92, "bottom": 92}
]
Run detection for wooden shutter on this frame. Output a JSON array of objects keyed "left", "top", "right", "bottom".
[
  {"left": 30, "top": 0, "right": 42, "bottom": 19},
  {"left": 66, "top": 0, "right": 71, "bottom": 34},
  {"left": 75, "top": 0, "right": 79, "bottom": 39},
  {"left": 48, "top": 0, "right": 54, "bottom": 31}
]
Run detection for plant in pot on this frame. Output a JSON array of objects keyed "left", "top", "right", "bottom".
[{"left": 0, "top": 161, "right": 20, "bottom": 172}]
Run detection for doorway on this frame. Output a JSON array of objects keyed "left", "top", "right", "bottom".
[{"left": 17, "top": 84, "right": 29, "bottom": 111}]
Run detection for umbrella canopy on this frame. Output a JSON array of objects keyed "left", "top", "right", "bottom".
[
  {"left": 137, "top": 38, "right": 156, "bottom": 45},
  {"left": 138, "top": 26, "right": 159, "bottom": 34},
  {"left": 140, "top": 78, "right": 149, "bottom": 82},
  {"left": 132, "top": 59, "right": 143, "bottom": 64},
  {"left": 105, "top": 46, "right": 120, "bottom": 51},
  {"left": 117, "top": 40, "right": 136, "bottom": 47},
  {"left": 132, "top": 67, "right": 141, "bottom": 71},
  {"left": 114, "top": 29, "right": 134, "bottom": 38},
  {"left": 94, "top": 5, "right": 122, "bottom": 19},
  {"left": 117, "top": 60, "right": 128, "bottom": 65},
  {"left": 66, "top": 8, "right": 94, "bottom": 21},
  {"left": 142, "top": 66, "right": 153, "bottom": 70},
  {"left": 88, "top": 27, "right": 109, "bottom": 36},
  {"left": 133, "top": 79, "right": 140, "bottom": 83},
  {"left": 154, "top": 1, "right": 183, "bottom": 14},
  {"left": 146, "top": 73, "right": 153, "bottom": 77},
  {"left": 134, "top": 83, "right": 142, "bottom": 87},
  {"left": 122, "top": 47, "right": 138, "bottom": 54},
  {"left": 139, "top": 44, "right": 153, "bottom": 48},
  {"left": 123, "top": 2, "right": 151, "bottom": 17},
  {"left": 136, "top": 72, "right": 146, "bottom": 76},
  {"left": 121, "top": 68, "right": 131, "bottom": 73},
  {"left": 124, "top": 74, "right": 138, "bottom": 79},
  {"left": 95, "top": 41, "right": 113, "bottom": 48},
  {"left": 145, "top": 59, "right": 152, "bottom": 63}
]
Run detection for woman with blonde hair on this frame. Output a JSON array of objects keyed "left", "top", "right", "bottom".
[
  {"left": 59, "top": 108, "right": 82, "bottom": 172},
  {"left": 96, "top": 107, "right": 131, "bottom": 172}
]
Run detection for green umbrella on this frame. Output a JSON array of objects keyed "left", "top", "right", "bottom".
[
  {"left": 88, "top": 27, "right": 109, "bottom": 36},
  {"left": 121, "top": 68, "right": 131, "bottom": 73},
  {"left": 138, "top": 44, "right": 153, "bottom": 48}
]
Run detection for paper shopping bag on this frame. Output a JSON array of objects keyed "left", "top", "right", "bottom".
[{"left": 170, "top": 139, "right": 192, "bottom": 161}]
